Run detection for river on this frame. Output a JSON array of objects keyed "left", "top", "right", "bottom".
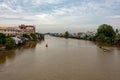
[{"left": 0, "top": 35, "right": 120, "bottom": 80}]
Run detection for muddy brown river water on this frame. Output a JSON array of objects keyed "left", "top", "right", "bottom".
[{"left": 0, "top": 35, "right": 120, "bottom": 80}]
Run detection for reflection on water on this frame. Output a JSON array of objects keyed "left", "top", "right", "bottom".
[
  {"left": 0, "top": 41, "right": 37, "bottom": 66},
  {"left": 0, "top": 35, "right": 120, "bottom": 80},
  {"left": 0, "top": 50, "right": 15, "bottom": 65}
]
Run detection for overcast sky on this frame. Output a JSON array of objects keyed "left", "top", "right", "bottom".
[{"left": 0, "top": 0, "right": 120, "bottom": 33}]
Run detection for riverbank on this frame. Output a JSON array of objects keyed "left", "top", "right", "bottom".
[
  {"left": 0, "top": 40, "right": 44, "bottom": 51},
  {"left": 0, "top": 33, "right": 44, "bottom": 51},
  {"left": 50, "top": 34, "right": 120, "bottom": 47},
  {"left": 49, "top": 24, "right": 120, "bottom": 47}
]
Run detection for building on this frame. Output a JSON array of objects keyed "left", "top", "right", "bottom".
[
  {"left": 0, "top": 25, "right": 35, "bottom": 36},
  {"left": 77, "top": 32, "right": 86, "bottom": 39},
  {"left": 0, "top": 26, "right": 20, "bottom": 36},
  {"left": 19, "top": 24, "right": 35, "bottom": 34}
]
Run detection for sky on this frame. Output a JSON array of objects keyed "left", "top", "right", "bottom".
[{"left": 0, "top": 0, "right": 120, "bottom": 33}]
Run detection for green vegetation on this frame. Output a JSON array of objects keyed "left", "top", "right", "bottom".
[
  {"left": 35, "top": 33, "right": 44, "bottom": 40},
  {"left": 23, "top": 34, "right": 30, "bottom": 39},
  {"left": 23, "top": 33, "right": 41, "bottom": 41},
  {"left": 0, "top": 33, "right": 15, "bottom": 49},
  {"left": 0, "top": 24, "right": 120, "bottom": 50},
  {"left": 89, "top": 35, "right": 96, "bottom": 41},
  {"left": 5, "top": 37, "right": 15, "bottom": 49},
  {"left": 64, "top": 31, "right": 69, "bottom": 38},
  {"left": 116, "top": 29, "right": 119, "bottom": 34},
  {"left": 30, "top": 33, "right": 37, "bottom": 41},
  {"left": 118, "top": 36, "right": 120, "bottom": 41},
  {"left": 0, "top": 32, "right": 44, "bottom": 50},
  {"left": 0, "top": 33, "right": 6, "bottom": 44},
  {"left": 95, "top": 24, "right": 115, "bottom": 43},
  {"left": 51, "top": 24, "right": 119, "bottom": 46}
]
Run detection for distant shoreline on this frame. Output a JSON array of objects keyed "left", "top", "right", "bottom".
[{"left": 50, "top": 35, "right": 120, "bottom": 47}]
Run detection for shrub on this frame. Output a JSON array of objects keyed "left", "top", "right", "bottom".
[
  {"left": 30, "top": 33, "right": 37, "bottom": 41},
  {"left": 0, "top": 33, "right": 6, "bottom": 44},
  {"left": 22, "top": 34, "right": 30, "bottom": 39},
  {"left": 64, "top": 31, "right": 69, "bottom": 38},
  {"left": 5, "top": 37, "right": 15, "bottom": 49}
]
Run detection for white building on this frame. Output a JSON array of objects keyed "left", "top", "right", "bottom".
[
  {"left": 0, "top": 27, "right": 20, "bottom": 36},
  {"left": 0, "top": 25, "right": 35, "bottom": 36}
]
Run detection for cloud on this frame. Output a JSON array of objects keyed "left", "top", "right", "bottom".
[
  {"left": 0, "top": 0, "right": 120, "bottom": 32},
  {"left": 28, "top": 0, "right": 63, "bottom": 5},
  {"left": 0, "top": 3, "right": 16, "bottom": 12},
  {"left": 109, "top": 15, "right": 120, "bottom": 19}
]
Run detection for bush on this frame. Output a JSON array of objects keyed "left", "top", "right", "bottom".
[
  {"left": 64, "top": 31, "right": 69, "bottom": 38},
  {"left": 23, "top": 34, "right": 30, "bottom": 39},
  {"left": 0, "top": 33, "right": 6, "bottom": 44},
  {"left": 89, "top": 35, "right": 96, "bottom": 41},
  {"left": 30, "top": 33, "right": 37, "bottom": 41},
  {"left": 5, "top": 37, "right": 15, "bottom": 49}
]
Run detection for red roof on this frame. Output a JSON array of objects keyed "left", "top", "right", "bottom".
[{"left": 19, "top": 25, "right": 35, "bottom": 29}]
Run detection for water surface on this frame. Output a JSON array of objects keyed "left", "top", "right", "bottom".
[{"left": 0, "top": 35, "right": 120, "bottom": 80}]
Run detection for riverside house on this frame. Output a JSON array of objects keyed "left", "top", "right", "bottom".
[
  {"left": 0, "top": 27, "right": 20, "bottom": 36},
  {"left": 0, "top": 25, "right": 35, "bottom": 36},
  {"left": 19, "top": 24, "right": 35, "bottom": 35}
]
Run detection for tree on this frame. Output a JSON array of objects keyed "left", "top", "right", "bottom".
[
  {"left": 5, "top": 37, "right": 15, "bottom": 49},
  {"left": 30, "top": 33, "right": 37, "bottom": 41},
  {"left": 23, "top": 34, "right": 30, "bottom": 39},
  {"left": 64, "top": 31, "right": 69, "bottom": 38},
  {"left": 116, "top": 29, "right": 119, "bottom": 34},
  {"left": 0, "top": 33, "right": 6, "bottom": 44},
  {"left": 96, "top": 24, "right": 115, "bottom": 43}
]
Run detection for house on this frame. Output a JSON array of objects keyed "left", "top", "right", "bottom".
[
  {"left": 0, "top": 26, "right": 20, "bottom": 36},
  {"left": 11, "top": 37, "right": 22, "bottom": 44},
  {"left": 19, "top": 24, "right": 35, "bottom": 35},
  {"left": 0, "top": 24, "right": 36, "bottom": 36},
  {"left": 77, "top": 32, "right": 86, "bottom": 39},
  {"left": 86, "top": 31, "right": 96, "bottom": 36}
]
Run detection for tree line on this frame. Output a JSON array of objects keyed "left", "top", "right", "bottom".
[{"left": 64, "top": 24, "right": 120, "bottom": 45}]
